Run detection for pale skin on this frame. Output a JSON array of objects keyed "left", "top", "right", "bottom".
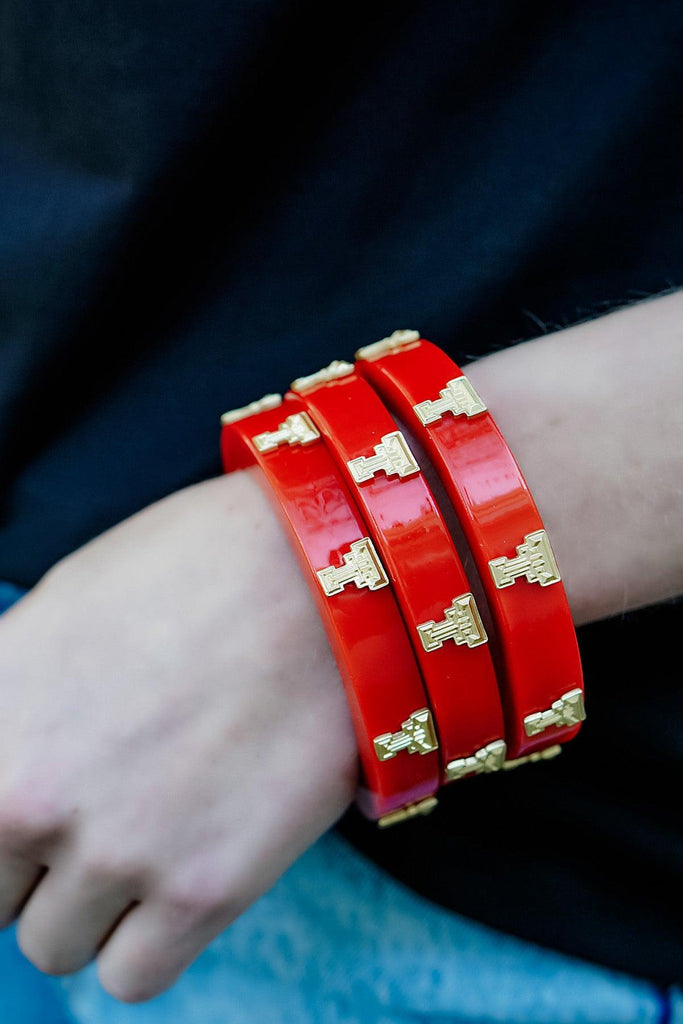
[{"left": 0, "top": 290, "right": 681, "bottom": 1003}]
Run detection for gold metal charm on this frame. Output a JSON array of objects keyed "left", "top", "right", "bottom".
[
  {"left": 502, "top": 745, "right": 562, "bottom": 770},
  {"left": 347, "top": 430, "right": 420, "bottom": 483},
  {"left": 488, "top": 529, "right": 561, "bottom": 589},
  {"left": 413, "top": 376, "right": 487, "bottom": 425},
  {"left": 416, "top": 593, "right": 488, "bottom": 652},
  {"left": 251, "top": 412, "right": 320, "bottom": 452},
  {"left": 355, "top": 329, "right": 421, "bottom": 361},
  {"left": 374, "top": 708, "right": 439, "bottom": 761},
  {"left": 445, "top": 739, "right": 507, "bottom": 781},
  {"left": 523, "top": 688, "right": 586, "bottom": 737},
  {"left": 377, "top": 795, "right": 438, "bottom": 828},
  {"left": 220, "top": 393, "right": 283, "bottom": 425},
  {"left": 290, "top": 360, "right": 354, "bottom": 393},
  {"left": 317, "top": 537, "right": 389, "bottom": 596}
]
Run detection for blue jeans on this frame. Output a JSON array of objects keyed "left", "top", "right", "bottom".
[{"left": 0, "top": 581, "right": 679, "bottom": 1024}]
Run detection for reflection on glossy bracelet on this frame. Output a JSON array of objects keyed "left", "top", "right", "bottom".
[
  {"left": 355, "top": 331, "right": 585, "bottom": 760},
  {"left": 220, "top": 392, "right": 440, "bottom": 824},
  {"left": 289, "top": 363, "right": 507, "bottom": 785}
]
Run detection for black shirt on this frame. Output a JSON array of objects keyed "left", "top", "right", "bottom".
[{"left": 1, "top": 0, "right": 681, "bottom": 984}]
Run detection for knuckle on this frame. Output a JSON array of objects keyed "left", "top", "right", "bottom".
[
  {"left": 17, "top": 926, "right": 71, "bottom": 977},
  {"left": 162, "top": 869, "right": 235, "bottom": 927},
  {"left": 77, "top": 848, "right": 142, "bottom": 890},
  {"left": 98, "top": 961, "right": 167, "bottom": 1004},
  {"left": 100, "top": 974, "right": 152, "bottom": 1004},
  {"left": 0, "top": 783, "right": 65, "bottom": 850}
]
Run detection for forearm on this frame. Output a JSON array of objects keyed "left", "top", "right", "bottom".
[{"left": 466, "top": 289, "right": 683, "bottom": 625}]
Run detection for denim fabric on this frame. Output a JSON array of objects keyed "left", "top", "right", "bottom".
[
  {"left": 0, "top": 582, "right": 679, "bottom": 1024},
  {"left": 0, "top": 581, "right": 26, "bottom": 611}
]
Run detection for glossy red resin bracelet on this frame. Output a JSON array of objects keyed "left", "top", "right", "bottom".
[
  {"left": 289, "top": 362, "right": 508, "bottom": 783},
  {"left": 356, "top": 331, "right": 585, "bottom": 759},
  {"left": 220, "top": 391, "right": 440, "bottom": 824}
]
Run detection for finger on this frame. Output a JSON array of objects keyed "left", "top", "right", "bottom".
[
  {"left": 96, "top": 895, "right": 230, "bottom": 1003},
  {"left": 17, "top": 859, "right": 137, "bottom": 975},
  {"left": 0, "top": 856, "right": 44, "bottom": 927}
]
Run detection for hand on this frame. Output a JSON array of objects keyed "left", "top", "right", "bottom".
[{"left": 0, "top": 471, "right": 358, "bottom": 1002}]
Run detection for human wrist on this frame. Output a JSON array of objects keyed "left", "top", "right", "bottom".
[
  {"left": 34, "top": 471, "right": 360, "bottom": 818},
  {"left": 465, "top": 290, "right": 683, "bottom": 624}
]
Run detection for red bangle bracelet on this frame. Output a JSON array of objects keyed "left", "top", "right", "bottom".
[
  {"left": 355, "top": 332, "right": 585, "bottom": 759},
  {"left": 220, "top": 391, "right": 440, "bottom": 824},
  {"left": 289, "top": 363, "right": 508, "bottom": 783}
]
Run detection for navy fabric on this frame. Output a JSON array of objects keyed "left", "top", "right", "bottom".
[{"left": 0, "top": 0, "right": 681, "bottom": 983}]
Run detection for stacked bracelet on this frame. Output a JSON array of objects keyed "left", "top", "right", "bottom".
[
  {"left": 220, "top": 331, "right": 586, "bottom": 825},
  {"left": 289, "top": 363, "right": 507, "bottom": 784},
  {"left": 355, "top": 331, "right": 585, "bottom": 760},
  {"left": 220, "top": 391, "right": 440, "bottom": 824}
]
